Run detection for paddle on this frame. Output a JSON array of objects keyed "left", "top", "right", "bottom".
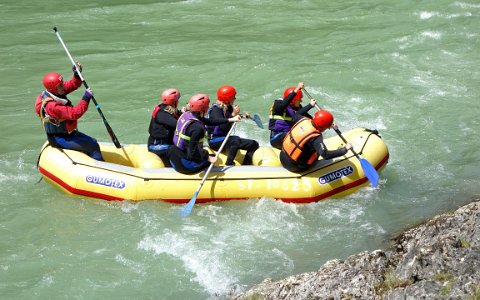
[
  {"left": 241, "top": 113, "right": 264, "bottom": 129},
  {"left": 180, "top": 121, "right": 238, "bottom": 217},
  {"left": 303, "top": 88, "right": 379, "bottom": 188},
  {"left": 53, "top": 27, "right": 122, "bottom": 149},
  {"left": 251, "top": 114, "right": 264, "bottom": 129}
]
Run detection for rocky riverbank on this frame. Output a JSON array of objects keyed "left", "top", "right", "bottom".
[{"left": 231, "top": 200, "right": 480, "bottom": 300}]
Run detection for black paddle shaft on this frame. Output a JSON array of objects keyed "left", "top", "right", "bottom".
[{"left": 53, "top": 27, "right": 122, "bottom": 148}]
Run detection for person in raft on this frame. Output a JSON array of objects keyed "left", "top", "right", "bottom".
[
  {"left": 280, "top": 110, "right": 352, "bottom": 172},
  {"left": 35, "top": 63, "right": 103, "bottom": 161},
  {"left": 147, "top": 88, "right": 182, "bottom": 165},
  {"left": 206, "top": 85, "right": 259, "bottom": 166},
  {"left": 167, "top": 94, "right": 241, "bottom": 174},
  {"left": 268, "top": 82, "right": 317, "bottom": 149}
]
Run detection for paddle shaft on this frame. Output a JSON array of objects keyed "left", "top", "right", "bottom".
[
  {"left": 53, "top": 27, "right": 122, "bottom": 149},
  {"left": 303, "top": 88, "right": 379, "bottom": 187},
  {"left": 303, "top": 88, "right": 363, "bottom": 159},
  {"left": 192, "top": 121, "right": 238, "bottom": 196}
]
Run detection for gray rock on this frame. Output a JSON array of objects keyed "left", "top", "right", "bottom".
[{"left": 231, "top": 200, "right": 480, "bottom": 300}]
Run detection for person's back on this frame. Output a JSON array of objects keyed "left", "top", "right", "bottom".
[
  {"left": 280, "top": 110, "right": 352, "bottom": 172},
  {"left": 148, "top": 88, "right": 181, "bottom": 165}
]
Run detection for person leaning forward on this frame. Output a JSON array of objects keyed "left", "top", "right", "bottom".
[
  {"left": 280, "top": 110, "right": 352, "bottom": 172},
  {"left": 207, "top": 85, "right": 259, "bottom": 166},
  {"left": 268, "top": 82, "right": 317, "bottom": 149},
  {"left": 35, "top": 62, "right": 103, "bottom": 161},
  {"left": 167, "top": 94, "right": 241, "bottom": 174}
]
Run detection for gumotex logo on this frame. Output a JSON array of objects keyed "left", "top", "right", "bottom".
[
  {"left": 86, "top": 175, "right": 126, "bottom": 189},
  {"left": 318, "top": 166, "right": 354, "bottom": 184}
]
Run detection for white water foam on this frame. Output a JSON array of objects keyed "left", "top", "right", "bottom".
[{"left": 138, "top": 231, "right": 237, "bottom": 296}]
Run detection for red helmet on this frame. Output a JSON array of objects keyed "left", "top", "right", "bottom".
[
  {"left": 42, "top": 72, "right": 63, "bottom": 93},
  {"left": 283, "top": 86, "right": 303, "bottom": 104},
  {"left": 313, "top": 110, "right": 334, "bottom": 132},
  {"left": 161, "top": 88, "right": 180, "bottom": 106},
  {"left": 189, "top": 94, "right": 210, "bottom": 114},
  {"left": 217, "top": 85, "right": 236, "bottom": 104}
]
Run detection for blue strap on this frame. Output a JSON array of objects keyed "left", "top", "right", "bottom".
[
  {"left": 270, "top": 132, "right": 284, "bottom": 141},
  {"left": 210, "top": 136, "right": 225, "bottom": 143},
  {"left": 148, "top": 144, "right": 170, "bottom": 151}
]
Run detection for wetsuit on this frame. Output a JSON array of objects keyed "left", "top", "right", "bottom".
[
  {"left": 268, "top": 91, "right": 314, "bottom": 149},
  {"left": 207, "top": 104, "right": 259, "bottom": 165},
  {"left": 148, "top": 104, "right": 179, "bottom": 165}
]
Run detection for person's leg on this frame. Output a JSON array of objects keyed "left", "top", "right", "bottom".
[
  {"left": 148, "top": 145, "right": 171, "bottom": 166},
  {"left": 167, "top": 146, "right": 209, "bottom": 174},
  {"left": 225, "top": 136, "right": 241, "bottom": 166},
  {"left": 279, "top": 151, "right": 304, "bottom": 172},
  {"left": 209, "top": 136, "right": 240, "bottom": 166},
  {"left": 54, "top": 131, "right": 103, "bottom": 161},
  {"left": 239, "top": 138, "right": 259, "bottom": 165},
  {"left": 270, "top": 132, "right": 286, "bottom": 150}
]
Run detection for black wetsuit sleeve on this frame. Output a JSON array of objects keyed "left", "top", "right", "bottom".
[
  {"left": 203, "top": 115, "right": 229, "bottom": 126},
  {"left": 273, "top": 91, "right": 297, "bottom": 113},
  {"left": 296, "top": 104, "right": 314, "bottom": 118},
  {"left": 311, "top": 136, "right": 348, "bottom": 159},
  {"left": 156, "top": 110, "right": 178, "bottom": 129}
]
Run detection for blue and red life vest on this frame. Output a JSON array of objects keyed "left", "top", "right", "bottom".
[{"left": 38, "top": 91, "right": 72, "bottom": 135}]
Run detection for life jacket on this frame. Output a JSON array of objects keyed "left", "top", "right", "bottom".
[
  {"left": 149, "top": 104, "right": 179, "bottom": 144},
  {"left": 269, "top": 99, "right": 296, "bottom": 132},
  {"left": 282, "top": 117, "right": 321, "bottom": 165},
  {"left": 38, "top": 91, "right": 73, "bottom": 135},
  {"left": 205, "top": 103, "right": 232, "bottom": 137},
  {"left": 173, "top": 111, "right": 205, "bottom": 151}
]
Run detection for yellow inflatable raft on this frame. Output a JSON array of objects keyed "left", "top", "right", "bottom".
[{"left": 37, "top": 128, "right": 389, "bottom": 204}]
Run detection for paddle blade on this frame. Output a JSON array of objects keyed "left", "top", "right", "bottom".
[
  {"left": 180, "top": 191, "right": 198, "bottom": 217},
  {"left": 252, "top": 114, "right": 264, "bottom": 129},
  {"left": 359, "top": 158, "right": 380, "bottom": 188}
]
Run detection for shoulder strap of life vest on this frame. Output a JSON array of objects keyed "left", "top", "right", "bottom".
[{"left": 39, "top": 92, "right": 65, "bottom": 125}]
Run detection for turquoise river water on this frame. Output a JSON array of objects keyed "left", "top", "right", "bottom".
[{"left": 1, "top": 0, "right": 479, "bottom": 299}]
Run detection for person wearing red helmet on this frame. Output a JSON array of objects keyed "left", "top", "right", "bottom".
[
  {"left": 206, "top": 85, "right": 259, "bottom": 166},
  {"left": 280, "top": 110, "right": 352, "bottom": 172},
  {"left": 34, "top": 63, "right": 103, "bottom": 161},
  {"left": 147, "top": 88, "right": 182, "bottom": 165},
  {"left": 268, "top": 82, "right": 317, "bottom": 149},
  {"left": 168, "top": 94, "right": 240, "bottom": 174}
]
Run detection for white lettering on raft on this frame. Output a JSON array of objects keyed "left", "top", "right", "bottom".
[
  {"left": 318, "top": 166, "right": 354, "bottom": 185},
  {"left": 86, "top": 175, "right": 126, "bottom": 189}
]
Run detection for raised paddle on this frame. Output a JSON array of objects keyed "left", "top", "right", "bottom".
[
  {"left": 303, "top": 88, "right": 379, "bottom": 188},
  {"left": 53, "top": 27, "right": 122, "bottom": 149},
  {"left": 180, "top": 121, "right": 238, "bottom": 217}
]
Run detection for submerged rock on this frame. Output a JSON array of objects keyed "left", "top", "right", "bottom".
[{"left": 231, "top": 200, "right": 480, "bottom": 300}]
